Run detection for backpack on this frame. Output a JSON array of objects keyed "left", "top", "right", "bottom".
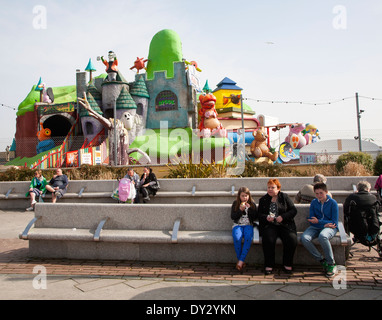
[{"left": 347, "top": 200, "right": 381, "bottom": 246}]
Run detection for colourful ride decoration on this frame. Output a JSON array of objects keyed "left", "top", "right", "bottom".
[
  {"left": 198, "top": 93, "right": 226, "bottom": 138},
  {"left": 302, "top": 123, "right": 320, "bottom": 144},
  {"left": 36, "top": 122, "right": 55, "bottom": 154},
  {"left": 130, "top": 57, "right": 148, "bottom": 74},
  {"left": 250, "top": 127, "right": 278, "bottom": 161},
  {"left": 284, "top": 123, "right": 306, "bottom": 149}
]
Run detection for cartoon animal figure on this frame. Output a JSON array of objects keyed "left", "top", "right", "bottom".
[
  {"left": 285, "top": 123, "right": 306, "bottom": 149},
  {"left": 250, "top": 128, "right": 278, "bottom": 161},
  {"left": 185, "top": 60, "right": 202, "bottom": 72},
  {"left": 38, "top": 83, "right": 54, "bottom": 103},
  {"left": 198, "top": 93, "right": 226, "bottom": 137},
  {"left": 303, "top": 123, "right": 320, "bottom": 144},
  {"left": 130, "top": 57, "right": 148, "bottom": 73},
  {"left": 36, "top": 122, "right": 55, "bottom": 154}
]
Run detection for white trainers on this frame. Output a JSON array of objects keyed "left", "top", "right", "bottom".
[
  {"left": 31, "top": 200, "right": 37, "bottom": 205},
  {"left": 26, "top": 207, "right": 34, "bottom": 211}
]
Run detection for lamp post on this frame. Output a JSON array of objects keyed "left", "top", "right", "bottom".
[{"left": 355, "top": 92, "right": 364, "bottom": 152}]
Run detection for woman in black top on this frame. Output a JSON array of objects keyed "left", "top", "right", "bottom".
[
  {"left": 258, "top": 178, "right": 297, "bottom": 274},
  {"left": 140, "top": 166, "right": 158, "bottom": 202}
]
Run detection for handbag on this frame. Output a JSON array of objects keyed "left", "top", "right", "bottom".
[{"left": 150, "top": 180, "right": 160, "bottom": 191}]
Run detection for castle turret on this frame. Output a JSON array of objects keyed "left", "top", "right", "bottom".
[
  {"left": 79, "top": 91, "right": 104, "bottom": 143},
  {"left": 130, "top": 74, "right": 150, "bottom": 137}
]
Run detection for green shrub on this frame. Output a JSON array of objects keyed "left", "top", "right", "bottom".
[
  {"left": 335, "top": 152, "right": 373, "bottom": 174},
  {"left": 374, "top": 153, "right": 382, "bottom": 176}
]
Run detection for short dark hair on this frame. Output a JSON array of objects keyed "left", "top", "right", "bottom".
[{"left": 313, "top": 182, "right": 328, "bottom": 192}]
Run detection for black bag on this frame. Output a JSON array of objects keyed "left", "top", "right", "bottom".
[
  {"left": 151, "top": 180, "right": 160, "bottom": 191},
  {"left": 348, "top": 200, "right": 380, "bottom": 246}
]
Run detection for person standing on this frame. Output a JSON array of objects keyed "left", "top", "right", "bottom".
[{"left": 258, "top": 179, "right": 298, "bottom": 275}]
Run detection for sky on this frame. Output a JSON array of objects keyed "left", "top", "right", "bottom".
[{"left": 0, "top": 0, "right": 382, "bottom": 151}]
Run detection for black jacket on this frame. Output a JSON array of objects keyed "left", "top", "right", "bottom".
[
  {"left": 140, "top": 172, "right": 159, "bottom": 195},
  {"left": 343, "top": 191, "right": 380, "bottom": 237},
  {"left": 344, "top": 191, "right": 380, "bottom": 215},
  {"left": 258, "top": 191, "right": 297, "bottom": 233},
  {"left": 231, "top": 200, "right": 258, "bottom": 226}
]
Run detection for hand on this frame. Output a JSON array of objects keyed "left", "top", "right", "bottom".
[
  {"left": 240, "top": 202, "right": 249, "bottom": 211},
  {"left": 143, "top": 183, "right": 149, "bottom": 188},
  {"left": 325, "top": 223, "right": 337, "bottom": 229},
  {"left": 308, "top": 217, "right": 319, "bottom": 224},
  {"left": 275, "top": 216, "right": 283, "bottom": 223},
  {"left": 267, "top": 215, "right": 275, "bottom": 222}
]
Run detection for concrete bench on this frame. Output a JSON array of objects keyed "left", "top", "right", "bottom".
[
  {"left": 2, "top": 176, "right": 378, "bottom": 208},
  {"left": 0, "top": 180, "right": 119, "bottom": 209},
  {"left": 19, "top": 203, "right": 350, "bottom": 265}
]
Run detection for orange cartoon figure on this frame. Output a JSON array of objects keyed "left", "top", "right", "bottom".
[
  {"left": 130, "top": 57, "right": 148, "bottom": 74},
  {"left": 198, "top": 93, "right": 226, "bottom": 137},
  {"left": 36, "top": 122, "right": 55, "bottom": 154}
]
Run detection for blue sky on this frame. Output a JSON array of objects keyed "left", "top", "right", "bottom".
[{"left": 1, "top": 0, "right": 382, "bottom": 150}]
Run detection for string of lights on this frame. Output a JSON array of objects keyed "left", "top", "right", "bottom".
[
  {"left": 1, "top": 95, "right": 381, "bottom": 111},
  {"left": 245, "top": 95, "right": 382, "bottom": 106},
  {"left": 0, "top": 103, "right": 17, "bottom": 110}
]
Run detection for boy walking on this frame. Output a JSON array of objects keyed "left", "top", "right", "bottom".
[{"left": 301, "top": 182, "right": 339, "bottom": 277}]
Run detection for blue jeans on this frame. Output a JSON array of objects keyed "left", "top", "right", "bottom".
[
  {"left": 301, "top": 226, "right": 338, "bottom": 265},
  {"left": 232, "top": 225, "right": 254, "bottom": 262}
]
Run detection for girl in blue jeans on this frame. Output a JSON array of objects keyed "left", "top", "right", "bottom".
[
  {"left": 301, "top": 182, "right": 339, "bottom": 277},
  {"left": 231, "top": 187, "right": 258, "bottom": 272}
]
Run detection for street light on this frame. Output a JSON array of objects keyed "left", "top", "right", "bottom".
[{"left": 355, "top": 93, "right": 363, "bottom": 152}]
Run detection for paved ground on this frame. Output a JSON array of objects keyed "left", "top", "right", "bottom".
[{"left": 1, "top": 209, "right": 382, "bottom": 301}]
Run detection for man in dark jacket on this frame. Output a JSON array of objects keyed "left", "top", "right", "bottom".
[
  {"left": 45, "top": 168, "right": 69, "bottom": 203},
  {"left": 344, "top": 181, "right": 380, "bottom": 246}
]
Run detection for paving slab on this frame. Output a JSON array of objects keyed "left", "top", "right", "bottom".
[{"left": 1, "top": 208, "right": 382, "bottom": 301}]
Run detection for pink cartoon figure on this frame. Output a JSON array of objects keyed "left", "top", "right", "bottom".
[{"left": 285, "top": 123, "right": 306, "bottom": 149}]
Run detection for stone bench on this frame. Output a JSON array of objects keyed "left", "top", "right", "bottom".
[
  {"left": 1, "top": 176, "right": 378, "bottom": 208},
  {"left": 0, "top": 180, "right": 118, "bottom": 209},
  {"left": 19, "top": 203, "right": 350, "bottom": 265}
]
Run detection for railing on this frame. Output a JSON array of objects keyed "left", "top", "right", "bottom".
[{"left": 31, "top": 116, "right": 79, "bottom": 169}]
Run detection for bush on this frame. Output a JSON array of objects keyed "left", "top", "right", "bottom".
[
  {"left": 341, "top": 161, "right": 371, "bottom": 176},
  {"left": 374, "top": 153, "right": 382, "bottom": 176},
  {"left": 335, "top": 152, "right": 373, "bottom": 174}
]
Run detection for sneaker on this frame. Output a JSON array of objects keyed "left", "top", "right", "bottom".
[
  {"left": 26, "top": 207, "right": 34, "bottom": 211},
  {"left": 31, "top": 200, "right": 37, "bottom": 205},
  {"left": 54, "top": 191, "right": 61, "bottom": 197},
  {"left": 326, "top": 264, "right": 337, "bottom": 278},
  {"left": 320, "top": 259, "right": 328, "bottom": 271}
]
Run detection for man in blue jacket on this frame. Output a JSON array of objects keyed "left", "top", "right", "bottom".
[{"left": 301, "top": 182, "right": 339, "bottom": 277}]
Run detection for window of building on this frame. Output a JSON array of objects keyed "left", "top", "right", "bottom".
[
  {"left": 137, "top": 103, "right": 144, "bottom": 116},
  {"left": 155, "top": 90, "right": 178, "bottom": 111},
  {"left": 85, "top": 122, "right": 94, "bottom": 135}
]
